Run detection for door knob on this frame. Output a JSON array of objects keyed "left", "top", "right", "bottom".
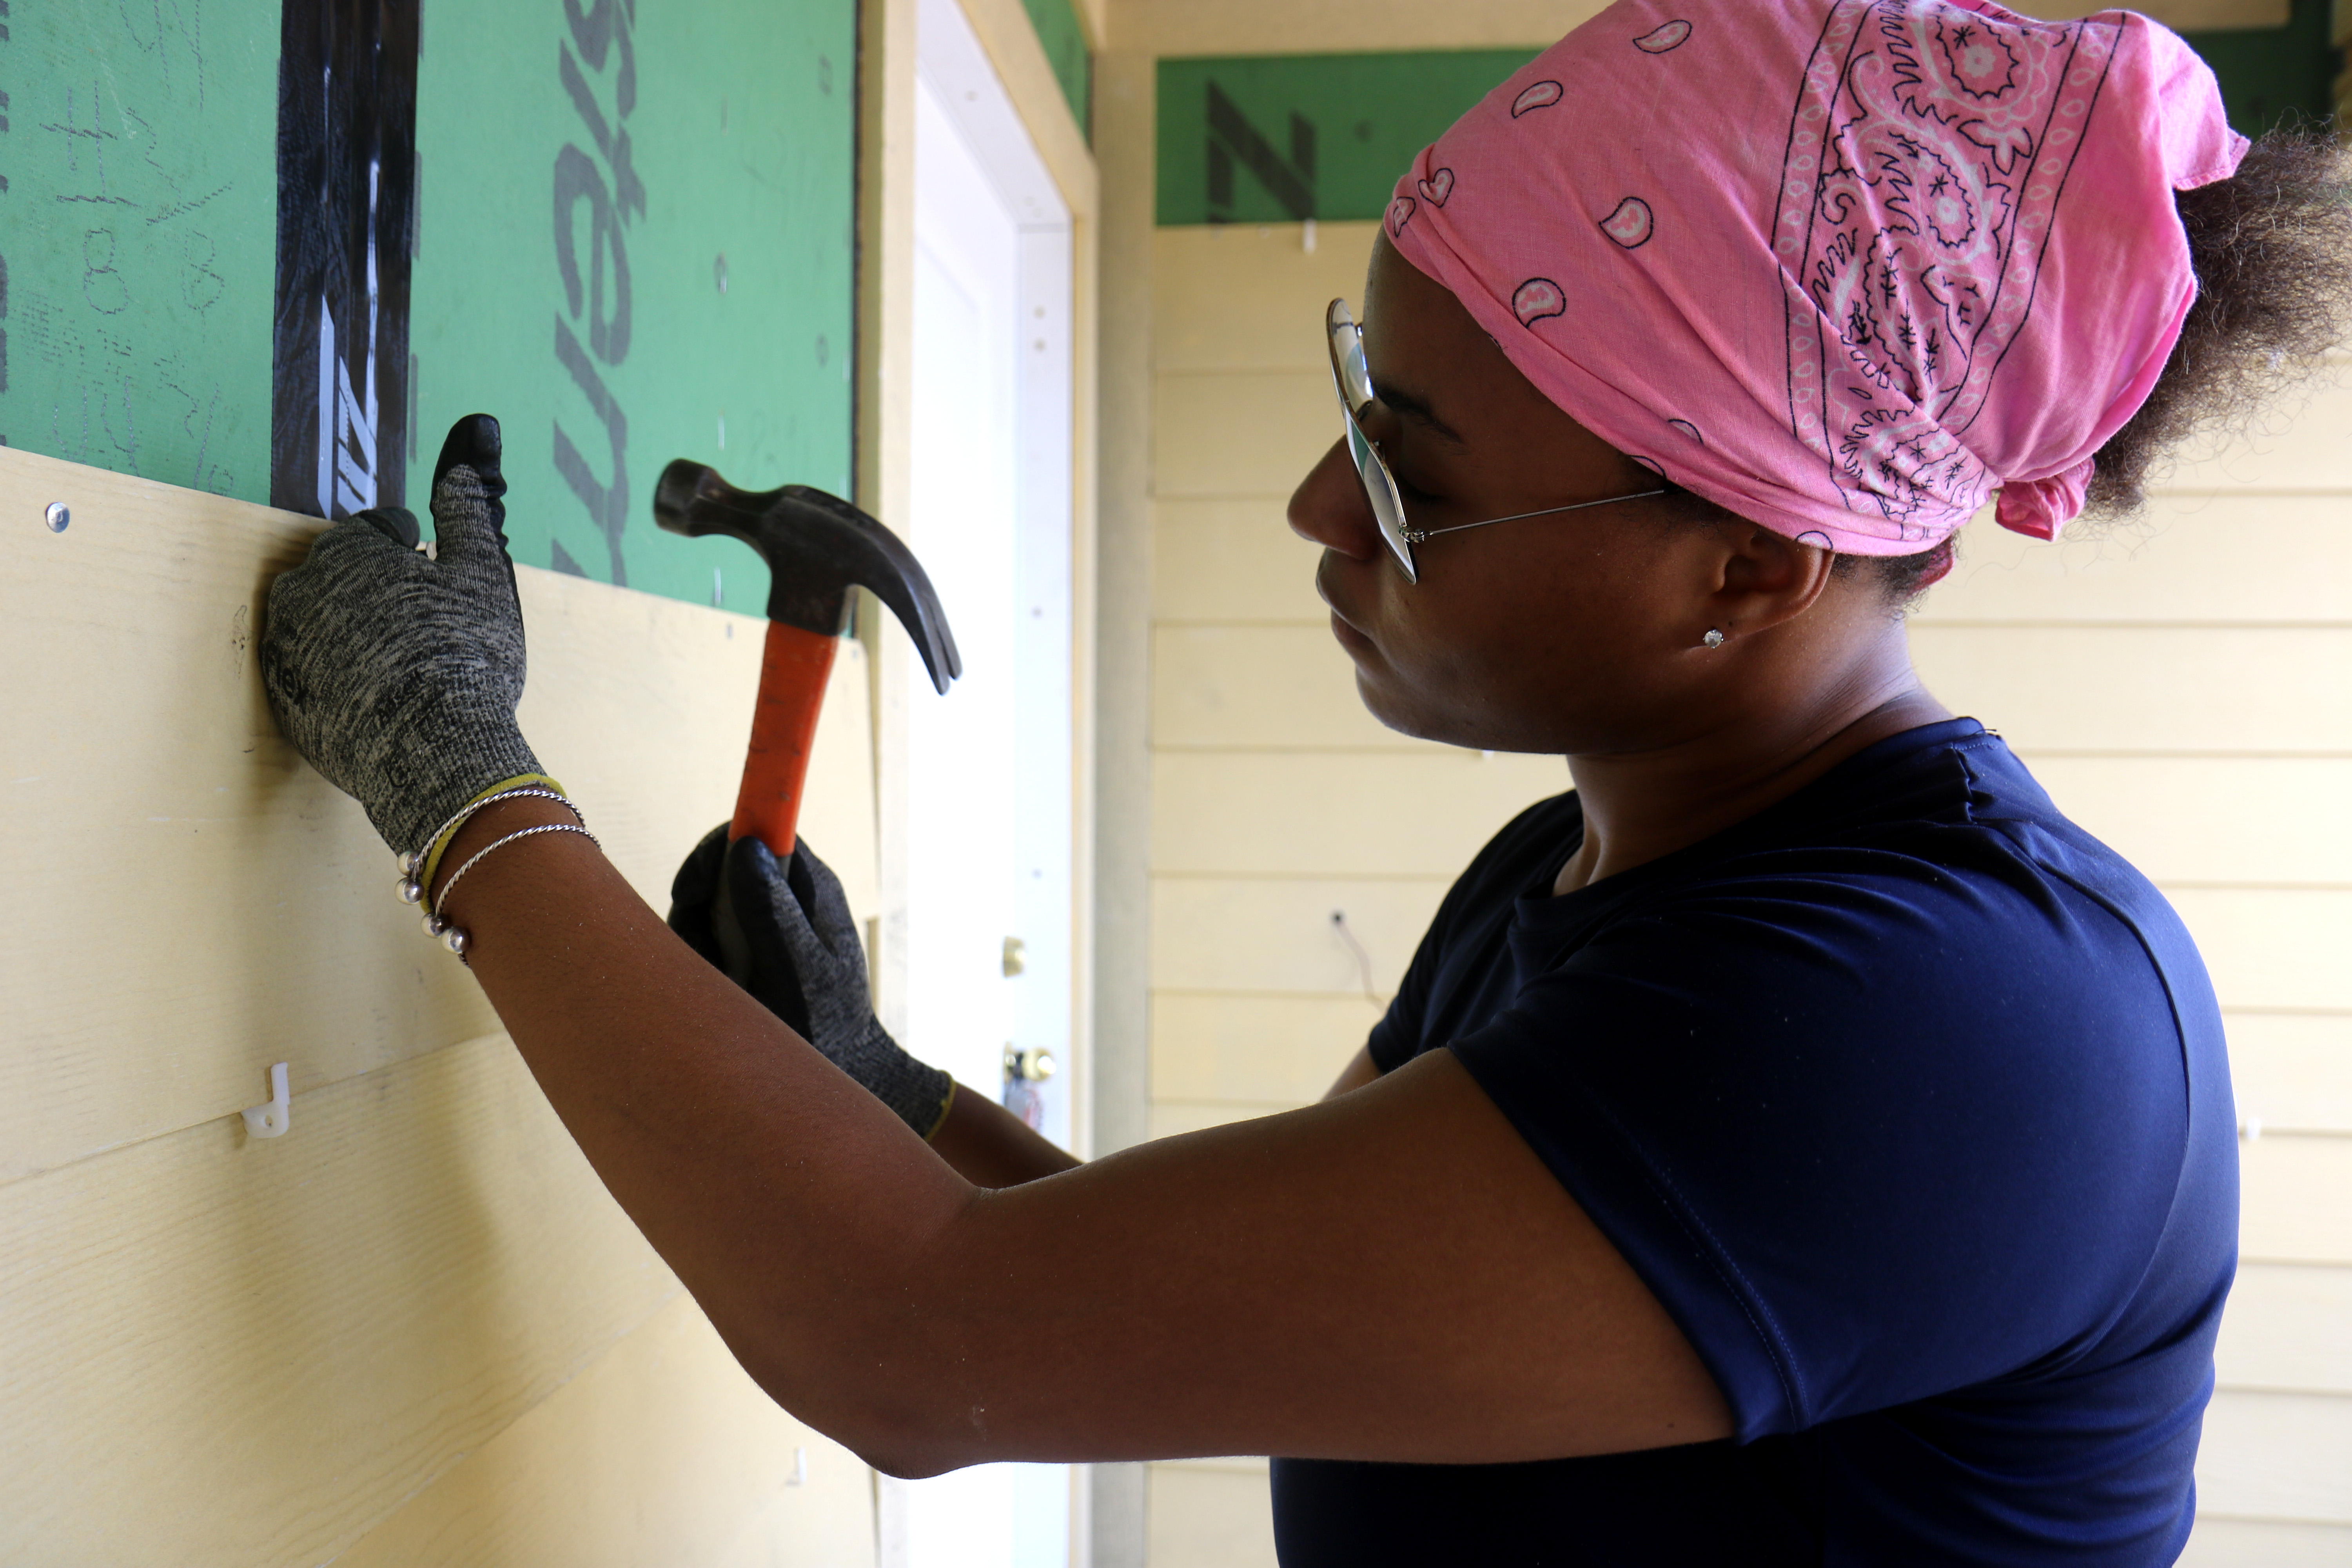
[{"left": 1004, "top": 1045, "right": 1056, "bottom": 1082}]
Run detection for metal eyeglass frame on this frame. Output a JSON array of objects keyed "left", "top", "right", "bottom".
[{"left": 1325, "top": 298, "right": 1664, "bottom": 584}]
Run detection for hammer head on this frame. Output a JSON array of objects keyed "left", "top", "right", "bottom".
[{"left": 654, "top": 460, "right": 962, "bottom": 694}]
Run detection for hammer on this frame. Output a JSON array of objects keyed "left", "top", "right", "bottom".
[{"left": 654, "top": 460, "right": 960, "bottom": 857}]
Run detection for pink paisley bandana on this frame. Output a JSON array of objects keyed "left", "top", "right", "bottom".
[{"left": 1385, "top": 0, "right": 2247, "bottom": 553}]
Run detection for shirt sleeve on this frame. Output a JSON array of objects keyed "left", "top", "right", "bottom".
[{"left": 1446, "top": 842, "right": 2193, "bottom": 1440}]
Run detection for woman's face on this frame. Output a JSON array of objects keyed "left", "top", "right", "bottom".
[{"left": 1290, "top": 236, "right": 1784, "bottom": 757}]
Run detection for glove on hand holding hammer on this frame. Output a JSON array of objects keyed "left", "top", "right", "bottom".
[
  {"left": 669, "top": 828, "right": 956, "bottom": 1139},
  {"left": 261, "top": 414, "right": 557, "bottom": 866}
]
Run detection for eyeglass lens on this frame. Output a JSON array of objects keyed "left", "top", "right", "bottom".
[{"left": 1326, "top": 301, "right": 1418, "bottom": 580}]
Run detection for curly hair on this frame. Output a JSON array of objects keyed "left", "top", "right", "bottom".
[
  {"left": 2084, "top": 121, "right": 2352, "bottom": 516},
  {"left": 1656, "top": 123, "right": 2352, "bottom": 607}
]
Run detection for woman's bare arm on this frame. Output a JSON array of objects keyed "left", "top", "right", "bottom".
[
  {"left": 435, "top": 795, "right": 1730, "bottom": 1477},
  {"left": 929, "top": 1084, "right": 1079, "bottom": 1187}
]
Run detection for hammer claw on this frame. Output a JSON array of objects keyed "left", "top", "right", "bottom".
[{"left": 654, "top": 460, "right": 962, "bottom": 694}]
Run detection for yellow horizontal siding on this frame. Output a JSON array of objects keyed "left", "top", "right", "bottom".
[
  {"left": 2197, "top": 1390, "right": 2352, "bottom": 1524},
  {"left": 1150, "top": 875, "right": 1445, "bottom": 996},
  {"left": 1147, "top": 1458, "right": 1281, "bottom": 1568},
  {"left": 334, "top": 1294, "right": 871, "bottom": 1568},
  {"left": 1149, "top": 991, "right": 1381, "bottom": 1104},
  {"left": 2171, "top": 890, "right": 2352, "bottom": 1013},
  {"left": 2239, "top": 1135, "right": 2352, "bottom": 1264},
  {"left": 1151, "top": 749, "right": 1568, "bottom": 877},
  {"left": 2216, "top": 1263, "right": 2352, "bottom": 1396},
  {"left": 1152, "top": 497, "right": 1327, "bottom": 624},
  {"left": 1909, "top": 625, "right": 2352, "bottom": 753},
  {"left": 2178, "top": 1517, "right": 2352, "bottom": 1566},
  {"left": 0, "top": 1034, "right": 678, "bottom": 1566},
  {"left": 1925, "top": 497, "right": 2352, "bottom": 624},
  {"left": 0, "top": 445, "right": 877, "bottom": 1561},
  {"left": 2228, "top": 1014, "right": 2352, "bottom": 1134},
  {"left": 2024, "top": 756, "right": 2352, "bottom": 885}
]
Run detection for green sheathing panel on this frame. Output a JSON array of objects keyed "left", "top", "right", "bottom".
[
  {"left": 1155, "top": 18, "right": 2342, "bottom": 228},
  {"left": 0, "top": 0, "right": 280, "bottom": 499},
  {"left": 2184, "top": 0, "right": 2341, "bottom": 136},
  {"left": 1155, "top": 51, "right": 1535, "bottom": 227},
  {"left": 407, "top": 0, "right": 857, "bottom": 610},
  {"left": 1020, "top": 0, "right": 1091, "bottom": 134}
]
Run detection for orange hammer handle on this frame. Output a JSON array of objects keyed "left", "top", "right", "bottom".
[{"left": 730, "top": 620, "right": 840, "bottom": 857}]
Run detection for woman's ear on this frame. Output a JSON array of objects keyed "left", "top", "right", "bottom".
[{"left": 1711, "top": 525, "right": 1838, "bottom": 640}]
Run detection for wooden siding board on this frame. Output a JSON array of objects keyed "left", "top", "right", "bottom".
[
  {"left": 2157, "top": 370, "right": 2352, "bottom": 495},
  {"left": 0, "top": 1035, "right": 681, "bottom": 1568},
  {"left": 1151, "top": 749, "right": 1568, "bottom": 877},
  {"left": 1147, "top": 1100, "right": 1300, "bottom": 1141},
  {"left": 2217, "top": 1264, "right": 2352, "bottom": 1396},
  {"left": 1152, "top": 224, "right": 1384, "bottom": 376},
  {"left": 1153, "top": 624, "right": 1439, "bottom": 750},
  {"left": 1149, "top": 992, "right": 1383, "bottom": 1103},
  {"left": 2172, "top": 890, "right": 2352, "bottom": 1014},
  {"left": 1161, "top": 624, "right": 2352, "bottom": 754},
  {"left": 1147, "top": 1460, "right": 1280, "bottom": 1568},
  {"left": 2179, "top": 1517, "right": 2352, "bottom": 1566},
  {"left": 1925, "top": 499, "right": 2352, "bottom": 625},
  {"left": 2229, "top": 1014, "right": 2352, "bottom": 1135},
  {"left": 333, "top": 1294, "right": 875, "bottom": 1568},
  {"left": 1150, "top": 875, "right": 1446, "bottom": 995},
  {"left": 0, "top": 445, "right": 877, "bottom": 1188},
  {"left": 2195, "top": 1390, "right": 2352, "bottom": 1524},
  {"left": 2240, "top": 1134, "right": 2352, "bottom": 1264},
  {"left": 1908, "top": 626, "right": 2352, "bottom": 754},
  {"left": 2020, "top": 756, "right": 2352, "bottom": 886},
  {"left": 1152, "top": 497, "right": 1329, "bottom": 624},
  {"left": 1154, "top": 370, "right": 1332, "bottom": 499}
]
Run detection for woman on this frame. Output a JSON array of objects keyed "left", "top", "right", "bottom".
[{"left": 261, "top": 1, "right": 2351, "bottom": 1561}]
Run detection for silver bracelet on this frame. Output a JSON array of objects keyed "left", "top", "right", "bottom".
[
  {"left": 396, "top": 787, "right": 580, "bottom": 898},
  {"left": 420, "top": 822, "right": 604, "bottom": 959}
]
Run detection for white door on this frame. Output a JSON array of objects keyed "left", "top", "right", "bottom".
[{"left": 896, "top": 0, "right": 1075, "bottom": 1563}]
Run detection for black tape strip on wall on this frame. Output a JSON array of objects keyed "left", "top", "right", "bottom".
[{"left": 271, "top": 0, "right": 418, "bottom": 518}]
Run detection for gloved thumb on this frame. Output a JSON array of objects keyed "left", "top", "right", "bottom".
[
  {"left": 351, "top": 506, "right": 422, "bottom": 550},
  {"left": 426, "top": 413, "right": 514, "bottom": 568}
]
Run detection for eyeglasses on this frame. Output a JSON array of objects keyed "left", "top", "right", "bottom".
[{"left": 1325, "top": 298, "right": 1665, "bottom": 584}]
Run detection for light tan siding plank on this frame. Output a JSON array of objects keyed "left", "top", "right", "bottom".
[
  {"left": 2229, "top": 1014, "right": 2352, "bottom": 1135},
  {"left": 1152, "top": 224, "right": 1383, "bottom": 376},
  {"left": 2240, "top": 1135, "right": 2352, "bottom": 1265},
  {"left": 1152, "top": 749, "right": 1569, "bottom": 878},
  {"left": 1150, "top": 875, "right": 1448, "bottom": 995},
  {"left": 2158, "top": 371, "right": 2352, "bottom": 494},
  {"left": 2180, "top": 1517, "right": 2352, "bottom": 1567},
  {"left": 0, "top": 439, "right": 876, "bottom": 1187},
  {"left": 1147, "top": 1460, "right": 1280, "bottom": 1568},
  {"left": 2195, "top": 1390, "right": 2352, "bottom": 1524},
  {"left": 1150, "top": 992, "right": 1384, "bottom": 1104},
  {"left": 2171, "top": 890, "right": 2352, "bottom": 1014},
  {"left": 0, "top": 1034, "right": 680, "bottom": 1568},
  {"left": 1147, "top": 1100, "right": 1299, "bottom": 1141},
  {"left": 2018, "top": 756, "right": 2352, "bottom": 886},
  {"left": 1908, "top": 626, "right": 2352, "bottom": 754},
  {"left": 1153, "top": 497, "right": 1330, "bottom": 624},
  {"left": 2217, "top": 1264, "right": 2352, "bottom": 1396},
  {"left": 1153, "top": 624, "right": 1436, "bottom": 751},
  {"left": 1924, "top": 498, "right": 2352, "bottom": 625},
  {"left": 1154, "top": 370, "right": 1333, "bottom": 499},
  {"left": 335, "top": 1294, "right": 873, "bottom": 1568}
]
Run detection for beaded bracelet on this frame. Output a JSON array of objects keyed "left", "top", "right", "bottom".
[
  {"left": 395, "top": 786, "right": 578, "bottom": 900},
  {"left": 423, "top": 822, "right": 603, "bottom": 958},
  {"left": 390, "top": 786, "right": 597, "bottom": 960}
]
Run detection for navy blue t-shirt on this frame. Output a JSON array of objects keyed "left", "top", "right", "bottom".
[{"left": 1272, "top": 721, "right": 2236, "bottom": 1566}]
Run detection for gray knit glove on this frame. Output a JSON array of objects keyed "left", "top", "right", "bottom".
[
  {"left": 669, "top": 827, "right": 955, "bottom": 1138},
  {"left": 261, "top": 414, "right": 546, "bottom": 860}
]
